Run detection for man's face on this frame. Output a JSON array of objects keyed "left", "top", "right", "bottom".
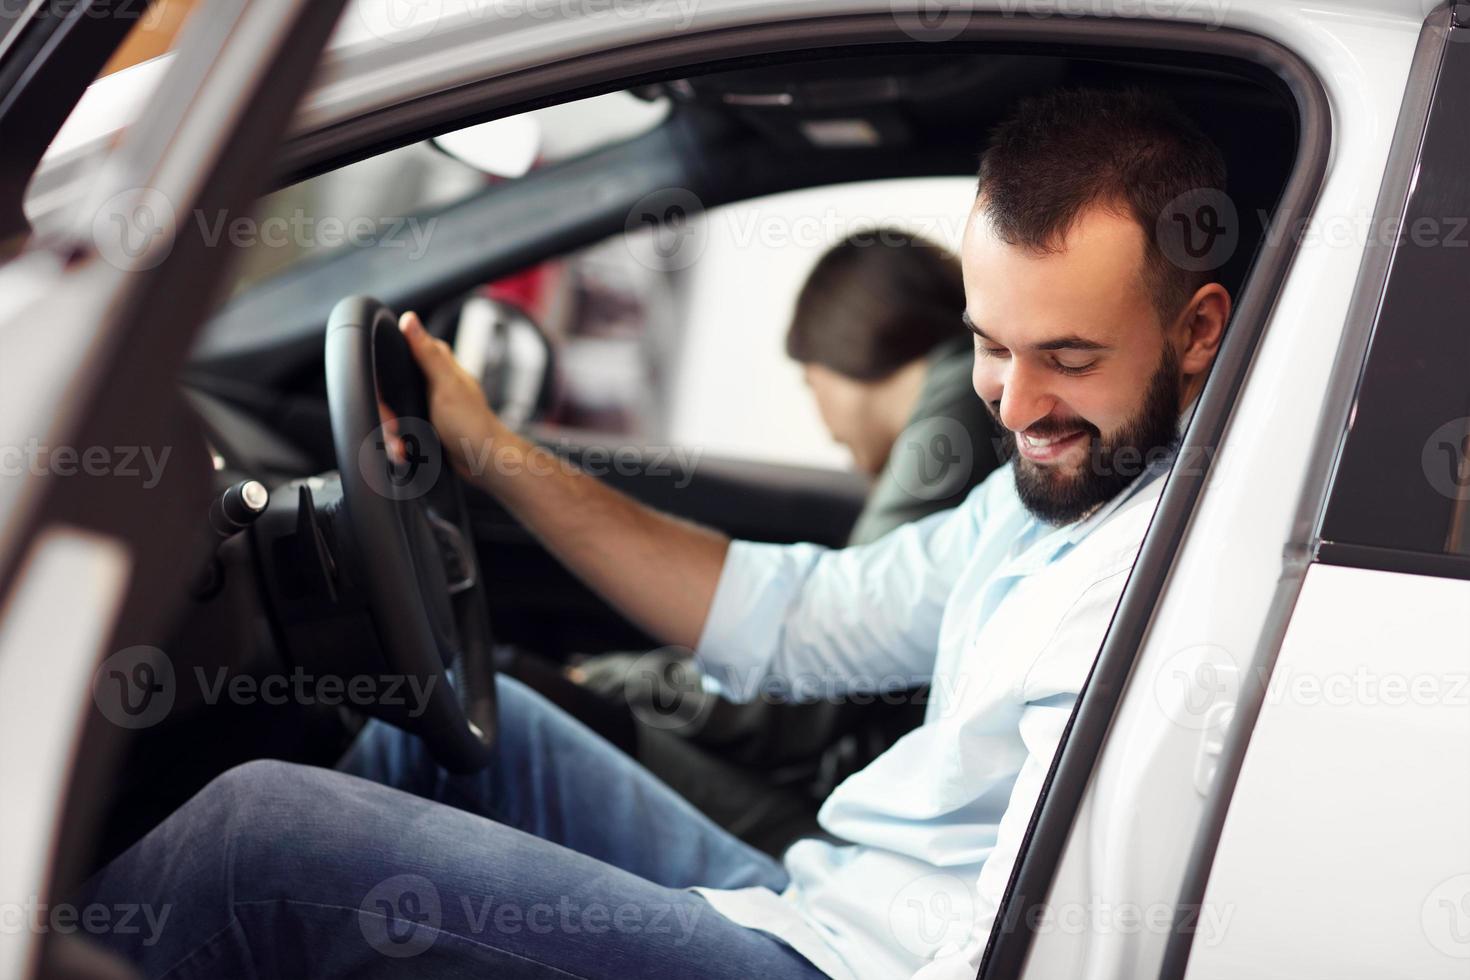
[{"left": 961, "top": 203, "right": 1188, "bottom": 525}]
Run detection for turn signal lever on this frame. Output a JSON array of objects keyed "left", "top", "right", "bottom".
[
  {"left": 209, "top": 479, "right": 270, "bottom": 539},
  {"left": 194, "top": 480, "right": 269, "bottom": 599}
]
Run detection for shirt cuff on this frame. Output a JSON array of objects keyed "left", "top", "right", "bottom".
[{"left": 693, "top": 538, "right": 824, "bottom": 702}]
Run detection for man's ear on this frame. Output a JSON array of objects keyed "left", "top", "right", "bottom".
[{"left": 1174, "top": 282, "right": 1231, "bottom": 377}]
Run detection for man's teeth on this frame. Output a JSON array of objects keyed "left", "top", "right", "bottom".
[{"left": 1022, "top": 431, "right": 1078, "bottom": 448}]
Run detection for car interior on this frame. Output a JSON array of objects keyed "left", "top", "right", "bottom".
[{"left": 58, "top": 39, "right": 1304, "bottom": 937}]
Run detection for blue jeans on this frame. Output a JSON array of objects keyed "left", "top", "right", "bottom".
[{"left": 77, "top": 675, "right": 830, "bottom": 979}]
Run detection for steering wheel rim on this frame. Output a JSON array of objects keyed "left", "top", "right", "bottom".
[{"left": 324, "top": 295, "right": 497, "bottom": 772}]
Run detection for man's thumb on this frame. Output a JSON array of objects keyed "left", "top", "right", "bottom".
[{"left": 399, "top": 311, "right": 445, "bottom": 374}]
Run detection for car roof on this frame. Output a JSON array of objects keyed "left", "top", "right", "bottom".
[{"left": 26, "top": 0, "right": 1430, "bottom": 230}]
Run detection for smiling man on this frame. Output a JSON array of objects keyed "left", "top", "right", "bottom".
[{"left": 80, "top": 87, "right": 1230, "bottom": 980}]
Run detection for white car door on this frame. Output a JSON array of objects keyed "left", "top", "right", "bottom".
[{"left": 1184, "top": 7, "right": 1470, "bottom": 974}]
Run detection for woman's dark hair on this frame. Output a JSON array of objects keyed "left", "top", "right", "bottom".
[{"left": 785, "top": 230, "right": 967, "bottom": 382}]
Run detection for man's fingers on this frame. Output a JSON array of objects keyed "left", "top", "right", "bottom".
[{"left": 399, "top": 312, "right": 450, "bottom": 374}]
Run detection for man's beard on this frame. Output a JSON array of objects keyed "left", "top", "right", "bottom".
[{"left": 992, "top": 346, "right": 1183, "bottom": 526}]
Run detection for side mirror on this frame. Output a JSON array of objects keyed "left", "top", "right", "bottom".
[
  {"left": 432, "top": 115, "right": 542, "bottom": 179},
  {"left": 431, "top": 293, "right": 556, "bottom": 430}
]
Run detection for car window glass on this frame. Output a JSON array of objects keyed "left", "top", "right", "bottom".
[{"left": 523, "top": 177, "right": 978, "bottom": 472}]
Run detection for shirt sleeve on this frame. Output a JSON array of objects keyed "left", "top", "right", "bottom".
[{"left": 693, "top": 469, "right": 1004, "bottom": 703}]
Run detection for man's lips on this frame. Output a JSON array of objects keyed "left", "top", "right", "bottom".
[{"left": 1015, "top": 428, "right": 1088, "bottom": 463}]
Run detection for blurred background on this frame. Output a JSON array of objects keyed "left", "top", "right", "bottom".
[{"left": 87, "top": 0, "right": 977, "bottom": 474}]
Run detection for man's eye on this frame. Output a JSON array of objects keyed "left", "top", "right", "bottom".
[
  {"left": 978, "top": 345, "right": 1010, "bottom": 359},
  {"left": 1053, "top": 359, "right": 1097, "bottom": 376}
]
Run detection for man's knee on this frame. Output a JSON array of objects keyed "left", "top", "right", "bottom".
[{"left": 204, "top": 758, "right": 319, "bottom": 807}]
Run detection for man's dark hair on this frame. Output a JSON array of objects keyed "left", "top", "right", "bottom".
[
  {"left": 786, "top": 230, "right": 967, "bottom": 382},
  {"left": 976, "top": 86, "right": 1228, "bottom": 326}
]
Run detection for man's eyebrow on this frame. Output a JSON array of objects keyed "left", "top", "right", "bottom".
[{"left": 961, "top": 311, "right": 1111, "bottom": 353}]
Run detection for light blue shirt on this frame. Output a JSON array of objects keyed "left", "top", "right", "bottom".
[{"left": 691, "top": 416, "right": 1187, "bottom": 980}]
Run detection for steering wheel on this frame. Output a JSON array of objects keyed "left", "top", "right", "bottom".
[{"left": 323, "top": 295, "right": 497, "bottom": 772}]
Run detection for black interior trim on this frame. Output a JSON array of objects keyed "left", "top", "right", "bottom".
[
  {"left": 1316, "top": 10, "right": 1470, "bottom": 560},
  {"left": 1316, "top": 540, "right": 1470, "bottom": 581}
]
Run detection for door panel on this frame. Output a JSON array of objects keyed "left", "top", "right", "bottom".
[{"left": 1184, "top": 564, "right": 1470, "bottom": 979}]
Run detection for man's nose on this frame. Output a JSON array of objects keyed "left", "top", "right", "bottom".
[{"left": 996, "top": 360, "right": 1058, "bottom": 435}]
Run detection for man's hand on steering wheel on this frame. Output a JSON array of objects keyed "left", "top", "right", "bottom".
[{"left": 398, "top": 310, "right": 506, "bottom": 482}]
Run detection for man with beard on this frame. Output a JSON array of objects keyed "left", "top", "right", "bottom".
[{"left": 79, "top": 87, "right": 1231, "bottom": 980}]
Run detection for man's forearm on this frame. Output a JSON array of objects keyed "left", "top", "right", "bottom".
[{"left": 465, "top": 427, "right": 730, "bottom": 650}]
